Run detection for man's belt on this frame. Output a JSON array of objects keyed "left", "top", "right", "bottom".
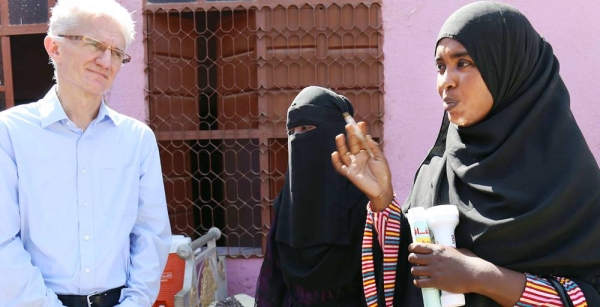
[{"left": 57, "top": 286, "right": 125, "bottom": 307}]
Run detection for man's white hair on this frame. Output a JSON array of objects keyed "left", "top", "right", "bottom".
[{"left": 47, "top": 0, "right": 135, "bottom": 49}]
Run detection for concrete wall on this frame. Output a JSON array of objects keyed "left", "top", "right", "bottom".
[{"left": 112, "top": 0, "right": 600, "bottom": 297}]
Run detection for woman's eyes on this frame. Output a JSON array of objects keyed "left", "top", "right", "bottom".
[
  {"left": 458, "top": 60, "right": 472, "bottom": 67},
  {"left": 287, "top": 125, "right": 316, "bottom": 135},
  {"left": 436, "top": 60, "right": 473, "bottom": 71}
]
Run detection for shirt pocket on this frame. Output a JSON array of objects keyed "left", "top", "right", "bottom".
[{"left": 100, "top": 166, "right": 138, "bottom": 216}]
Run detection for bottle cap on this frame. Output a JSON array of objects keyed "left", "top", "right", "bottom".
[
  {"left": 408, "top": 207, "right": 426, "bottom": 221},
  {"left": 426, "top": 205, "right": 459, "bottom": 226}
]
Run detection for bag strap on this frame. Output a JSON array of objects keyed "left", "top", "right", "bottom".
[{"left": 544, "top": 275, "right": 575, "bottom": 307}]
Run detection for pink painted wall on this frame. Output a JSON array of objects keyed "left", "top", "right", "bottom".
[
  {"left": 112, "top": 0, "right": 600, "bottom": 298},
  {"left": 105, "top": 0, "right": 147, "bottom": 120}
]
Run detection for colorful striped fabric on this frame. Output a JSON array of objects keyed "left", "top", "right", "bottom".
[
  {"left": 516, "top": 273, "right": 587, "bottom": 307},
  {"left": 361, "top": 201, "right": 588, "bottom": 307},
  {"left": 361, "top": 199, "right": 402, "bottom": 307}
]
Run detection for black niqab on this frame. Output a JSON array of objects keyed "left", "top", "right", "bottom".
[{"left": 275, "top": 86, "right": 368, "bottom": 290}]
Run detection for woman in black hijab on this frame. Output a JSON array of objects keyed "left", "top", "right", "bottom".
[
  {"left": 332, "top": 1, "right": 600, "bottom": 306},
  {"left": 255, "top": 86, "right": 368, "bottom": 306}
]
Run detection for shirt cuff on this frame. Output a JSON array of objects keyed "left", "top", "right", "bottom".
[{"left": 514, "top": 273, "right": 586, "bottom": 306}]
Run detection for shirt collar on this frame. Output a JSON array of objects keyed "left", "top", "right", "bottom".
[
  {"left": 99, "top": 101, "right": 120, "bottom": 127},
  {"left": 39, "top": 86, "right": 119, "bottom": 128}
]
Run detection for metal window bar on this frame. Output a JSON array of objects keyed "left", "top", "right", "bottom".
[
  {"left": 0, "top": 0, "right": 56, "bottom": 110},
  {"left": 144, "top": 1, "right": 383, "bottom": 257}
]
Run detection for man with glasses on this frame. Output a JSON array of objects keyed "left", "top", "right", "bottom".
[{"left": 0, "top": 0, "right": 171, "bottom": 306}]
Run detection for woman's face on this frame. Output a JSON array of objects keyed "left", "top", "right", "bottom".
[{"left": 436, "top": 38, "right": 493, "bottom": 127}]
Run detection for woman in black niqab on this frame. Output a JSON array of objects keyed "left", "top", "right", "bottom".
[
  {"left": 255, "top": 86, "right": 368, "bottom": 306},
  {"left": 332, "top": 1, "right": 600, "bottom": 306}
]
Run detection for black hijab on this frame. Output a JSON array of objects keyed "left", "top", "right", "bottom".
[
  {"left": 275, "top": 86, "right": 368, "bottom": 290},
  {"left": 402, "top": 1, "right": 600, "bottom": 305}
]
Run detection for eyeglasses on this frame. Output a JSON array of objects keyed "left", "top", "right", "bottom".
[{"left": 57, "top": 35, "right": 131, "bottom": 64}]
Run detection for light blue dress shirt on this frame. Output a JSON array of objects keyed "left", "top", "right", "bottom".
[{"left": 0, "top": 87, "right": 171, "bottom": 306}]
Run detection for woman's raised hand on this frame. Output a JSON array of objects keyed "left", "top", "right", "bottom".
[{"left": 331, "top": 121, "right": 394, "bottom": 211}]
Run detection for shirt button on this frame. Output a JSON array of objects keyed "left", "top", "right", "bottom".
[
  {"left": 83, "top": 202, "right": 88, "bottom": 207},
  {"left": 85, "top": 268, "right": 91, "bottom": 273},
  {"left": 82, "top": 169, "right": 87, "bottom": 174},
  {"left": 84, "top": 235, "right": 90, "bottom": 240}
]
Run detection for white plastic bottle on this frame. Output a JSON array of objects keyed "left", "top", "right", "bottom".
[
  {"left": 426, "top": 205, "right": 465, "bottom": 307},
  {"left": 406, "top": 207, "right": 442, "bottom": 307}
]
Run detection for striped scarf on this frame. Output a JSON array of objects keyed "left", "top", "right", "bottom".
[{"left": 362, "top": 200, "right": 402, "bottom": 307}]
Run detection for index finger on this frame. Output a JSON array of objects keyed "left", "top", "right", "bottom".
[
  {"left": 345, "top": 122, "right": 370, "bottom": 155},
  {"left": 408, "top": 242, "right": 436, "bottom": 254}
]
